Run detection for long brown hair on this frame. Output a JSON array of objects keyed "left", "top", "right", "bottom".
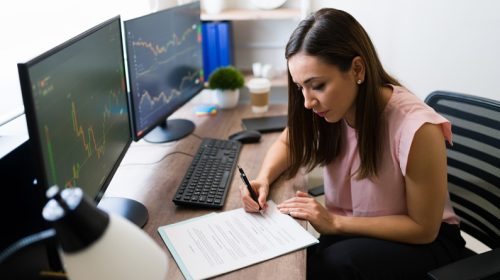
[{"left": 285, "top": 8, "right": 400, "bottom": 179}]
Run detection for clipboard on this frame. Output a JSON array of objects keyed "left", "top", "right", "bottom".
[{"left": 241, "top": 115, "right": 287, "bottom": 133}]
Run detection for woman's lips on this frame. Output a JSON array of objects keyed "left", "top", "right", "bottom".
[{"left": 314, "top": 110, "right": 329, "bottom": 117}]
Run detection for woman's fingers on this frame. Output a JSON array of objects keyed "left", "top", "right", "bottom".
[
  {"left": 278, "top": 196, "right": 313, "bottom": 207},
  {"left": 242, "top": 195, "right": 260, "bottom": 212},
  {"left": 240, "top": 185, "right": 263, "bottom": 212},
  {"left": 258, "top": 193, "right": 268, "bottom": 210},
  {"left": 296, "top": 190, "right": 310, "bottom": 197}
]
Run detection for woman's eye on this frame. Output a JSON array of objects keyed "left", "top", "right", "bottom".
[{"left": 312, "top": 83, "right": 325, "bottom": 91}]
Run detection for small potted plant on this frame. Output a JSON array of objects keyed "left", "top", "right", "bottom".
[{"left": 208, "top": 66, "right": 245, "bottom": 109}]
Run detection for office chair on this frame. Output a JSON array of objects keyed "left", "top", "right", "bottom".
[{"left": 424, "top": 91, "right": 500, "bottom": 280}]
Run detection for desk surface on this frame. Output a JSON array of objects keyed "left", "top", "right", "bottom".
[{"left": 105, "top": 103, "right": 309, "bottom": 280}]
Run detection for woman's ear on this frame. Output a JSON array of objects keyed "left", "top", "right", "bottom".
[{"left": 351, "top": 56, "right": 365, "bottom": 84}]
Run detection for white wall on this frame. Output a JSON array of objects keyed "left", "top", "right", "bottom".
[
  {"left": 0, "top": 0, "right": 151, "bottom": 124},
  {"left": 312, "top": 0, "right": 500, "bottom": 101},
  {"left": 2, "top": 0, "right": 499, "bottom": 125},
  {"left": 230, "top": 0, "right": 500, "bottom": 101}
]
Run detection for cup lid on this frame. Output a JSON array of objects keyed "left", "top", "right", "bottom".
[{"left": 247, "top": 78, "right": 271, "bottom": 91}]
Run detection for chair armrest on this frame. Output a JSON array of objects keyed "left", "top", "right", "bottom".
[{"left": 427, "top": 248, "right": 500, "bottom": 280}]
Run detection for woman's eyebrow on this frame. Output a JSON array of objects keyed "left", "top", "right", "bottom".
[{"left": 303, "top": 76, "right": 320, "bottom": 85}]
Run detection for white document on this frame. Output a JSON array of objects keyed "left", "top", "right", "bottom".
[{"left": 158, "top": 200, "right": 318, "bottom": 280}]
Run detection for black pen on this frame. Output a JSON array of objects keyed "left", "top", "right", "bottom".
[{"left": 237, "top": 165, "right": 262, "bottom": 212}]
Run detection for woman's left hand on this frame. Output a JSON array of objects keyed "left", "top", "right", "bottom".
[{"left": 277, "top": 191, "right": 337, "bottom": 234}]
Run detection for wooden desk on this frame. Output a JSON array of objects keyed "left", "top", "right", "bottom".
[{"left": 105, "top": 103, "right": 309, "bottom": 280}]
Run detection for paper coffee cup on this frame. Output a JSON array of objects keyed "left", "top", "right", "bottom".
[{"left": 247, "top": 78, "right": 271, "bottom": 113}]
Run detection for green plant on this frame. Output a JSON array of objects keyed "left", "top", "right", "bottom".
[{"left": 208, "top": 66, "right": 245, "bottom": 90}]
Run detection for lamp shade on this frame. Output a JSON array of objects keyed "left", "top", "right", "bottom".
[{"left": 42, "top": 187, "right": 167, "bottom": 280}]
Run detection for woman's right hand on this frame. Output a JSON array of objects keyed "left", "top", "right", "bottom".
[{"left": 239, "top": 178, "right": 269, "bottom": 213}]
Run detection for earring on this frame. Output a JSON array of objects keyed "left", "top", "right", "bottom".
[{"left": 357, "top": 79, "right": 362, "bottom": 85}]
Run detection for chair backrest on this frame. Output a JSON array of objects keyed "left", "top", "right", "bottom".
[{"left": 425, "top": 91, "right": 500, "bottom": 249}]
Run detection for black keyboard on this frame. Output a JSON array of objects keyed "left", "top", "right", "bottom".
[{"left": 173, "top": 138, "right": 241, "bottom": 208}]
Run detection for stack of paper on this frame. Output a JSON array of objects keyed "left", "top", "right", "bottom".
[{"left": 158, "top": 201, "right": 318, "bottom": 280}]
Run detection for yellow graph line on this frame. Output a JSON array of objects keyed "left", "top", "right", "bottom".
[
  {"left": 136, "top": 45, "right": 199, "bottom": 77},
  {"left": 131, "top": 24, "right": 196, "bottom": 57}
]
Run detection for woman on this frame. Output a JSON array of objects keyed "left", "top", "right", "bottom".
[{"left": 239, "top": 8, "right": 465, "bottom": 280}]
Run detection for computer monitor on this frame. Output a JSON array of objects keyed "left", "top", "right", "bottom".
[
  {"left": 18, "top": 16, "right": 148, "bottom": 227},
  {"left": 124, "top": 1, "right": 204, "bottom": 143}
]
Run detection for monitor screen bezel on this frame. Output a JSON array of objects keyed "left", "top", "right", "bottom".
[
  {"left": 18, "top": 16, "right": 132, "bottom": 203},
  {"left": 124, "top": 1, "right": 203, "bottom": 141}
]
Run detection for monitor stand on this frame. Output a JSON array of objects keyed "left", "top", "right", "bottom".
[
  {"left": 97, "top": 197, "right": 148, "bottom": 228},
  {"left": 143, "top": 119, "right": 195, "bottom": 143}
]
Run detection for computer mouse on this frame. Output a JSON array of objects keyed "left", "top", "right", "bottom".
[{"left": 228, "top": 130, "right": 261, "bottom": 144}]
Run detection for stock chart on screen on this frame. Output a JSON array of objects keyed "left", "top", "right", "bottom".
[
  {"left": 22, "top": 18, "right": 131, "bottom": 198},
  {"left": 125, "top": 2, "right": 204, "bottom": 139}
]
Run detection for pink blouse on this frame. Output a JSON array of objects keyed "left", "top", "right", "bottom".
[{"left": 323, "top": 86, "right": 459, "bottom": 225}]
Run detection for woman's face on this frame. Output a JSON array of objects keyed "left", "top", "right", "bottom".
[{"left": 288, "top": 52, "right": 360, "bottom": 125}]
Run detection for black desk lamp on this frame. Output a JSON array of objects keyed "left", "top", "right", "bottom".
[{"left": 0, "top": 186, "right": 168, "bottom": 280}]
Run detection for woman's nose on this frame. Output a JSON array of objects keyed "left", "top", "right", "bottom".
[{"left": 303, "top": 91, "right": 316, "bottom": 109}]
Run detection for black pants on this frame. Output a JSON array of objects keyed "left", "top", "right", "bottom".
[{"left": 307, "top": 223, "right": 466, "bottom": 280}]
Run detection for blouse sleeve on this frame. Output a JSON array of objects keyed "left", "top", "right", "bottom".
[{"left": 398, "top": 111, "right": 452, "bottom": 176}]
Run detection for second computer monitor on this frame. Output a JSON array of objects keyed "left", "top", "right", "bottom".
[{"left": 125, "top": 1, "right": 204, "bottom": 143}]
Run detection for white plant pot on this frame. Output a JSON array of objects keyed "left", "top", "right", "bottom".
[
  {"left": 213, "top": 89, "right": 239, "bottom": 109},
  {"left": 203, "top": 0, "right": 225, "bottom": 14}
]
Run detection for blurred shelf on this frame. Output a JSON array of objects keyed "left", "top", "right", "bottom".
[
  {"left": 243, "top": 71, "right": 288, "bottom": 88},
  {"left": 201, "top": 8, "right": 302, "bottom": 21}
]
